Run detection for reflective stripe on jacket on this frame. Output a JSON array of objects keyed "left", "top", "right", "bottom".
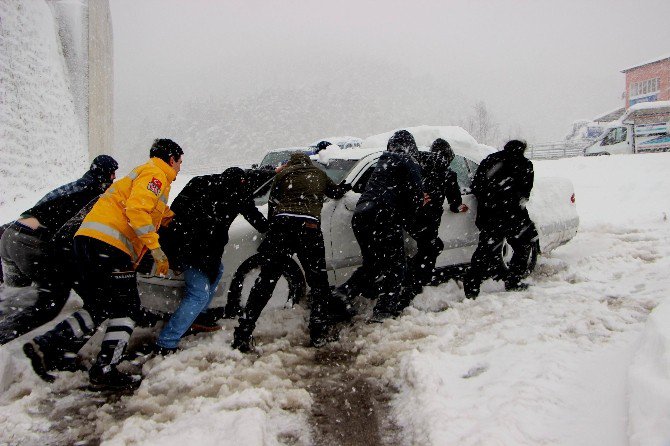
[{"left": 76, "top": 158, "right": 176, "bottom": 264}]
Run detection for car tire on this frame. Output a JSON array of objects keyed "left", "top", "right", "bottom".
[
  {"left": 223, "top": 253, "right": 306, "bottom": 318},
  {"left": 499, "top": 239, "right": 540, "bottom": 279}
]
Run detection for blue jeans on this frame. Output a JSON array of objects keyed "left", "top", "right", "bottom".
[{"left": 157, "top": 264, "right": 224, "bottom": 349}]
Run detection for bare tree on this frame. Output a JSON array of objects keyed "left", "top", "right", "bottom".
[{"left": 465, "top": 101, "right": 500, "bottom": 146}]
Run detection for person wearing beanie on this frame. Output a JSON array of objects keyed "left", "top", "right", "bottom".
[
  {"left": 401, "top": 138, "right": 469, "bottom": 306},
  {"left": 314, "top": 140, "right": 332, "bottom": 153},
  {"left": 23, "top": 139, "right": 183, "bottom": 390},
  {"left": 335, "top": 130, "right": 424, "bottom": 322},
  {"left": 232, "top": 151, "right": 352, "bottom": 352},
  {"left": 463, "top": 139, "right": 538, "bottom": 298},
  {"left": 0, "top": 154, "right": 118, "bottom": 345},
  {"left": 153, "top": 167, "right": 269, "bottom": 355}
]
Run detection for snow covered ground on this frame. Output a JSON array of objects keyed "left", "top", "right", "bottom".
[{"left": 1, "top": 152, "right": 669, "bottom": 445}]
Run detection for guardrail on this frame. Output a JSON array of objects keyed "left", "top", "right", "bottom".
[{"left": 526, "top": 142, "right": 588, "bottom": 160}]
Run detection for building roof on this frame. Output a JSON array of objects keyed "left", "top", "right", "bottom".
[{"left": 621, "top": 53, "right": 670, "bottom": 73}]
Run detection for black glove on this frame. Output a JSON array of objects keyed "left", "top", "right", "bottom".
[{"left": 340, "top": 182, "right": 353, "bottom": 192}]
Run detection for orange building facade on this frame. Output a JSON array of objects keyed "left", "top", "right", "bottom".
[{"left": 622, "top": 55, "right": 670, "bottom": 107}]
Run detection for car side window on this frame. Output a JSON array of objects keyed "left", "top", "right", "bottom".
[
  {"left": 352, "top": 163, "right": 377, "bottom": 193},
  {"left": 450, "top": 155, "right": 473, "bottom": 192}
]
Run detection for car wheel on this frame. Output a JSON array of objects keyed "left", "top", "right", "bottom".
[
  {"left": 223, "top": 253, "right": 306, "bottom": 318},
  {"left": 498, "top": 239, "right": 540, "bottom": 279}
]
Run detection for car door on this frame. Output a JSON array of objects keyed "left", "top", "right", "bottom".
[
  {"left": 326, "top": 155, "right": 380, "bottom": 286},
  {"left": 434, "top": 155, "right": 480, "bottom": 267}
]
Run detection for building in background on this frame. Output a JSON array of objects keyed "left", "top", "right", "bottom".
[
  {"left": 622, "top": 54, "right": 670, "bottom": 108},
  {"left": 48, "top": 0, "right": 113, "bottom": 161}
]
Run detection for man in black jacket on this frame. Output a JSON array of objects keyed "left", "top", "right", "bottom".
[
  {"left": 0, "top": 155, "right": 118, "bottom": 344},
  {"left": 232, "top": 152, "right": 351, "bottom": 351},
  {"left": 337, "top": 130, "right": 424, "bottom": 322},
  {"left": 154, "top": 167, "right": 269, "bottom": 353},
  {"left": 463, "top": 139, "right": 537, "bottom": 298},
  {"left": 403, "top": 138, "right": 468, "bottom": 301}
]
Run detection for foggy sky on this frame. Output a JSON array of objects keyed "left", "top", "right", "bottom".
[{"left": 111, "top": 0, "right": 670, "bottom": 145}]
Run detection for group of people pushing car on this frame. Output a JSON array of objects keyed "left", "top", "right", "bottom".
[{"left": 0, "top": 131, "right": 536, "bottom": 391}]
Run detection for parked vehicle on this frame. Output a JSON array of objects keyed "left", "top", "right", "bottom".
[
  {"left": 584, "top": 101, "right": 670, "bottom": 155},
  {"left": 253, "top": 146, "right": 314, "bottom": 169},
  {"left": 308, "top": 136, "right": 362, "bottom": 150},
  {"left": 138, "top": 126, "right": 579, "bottom": 314}
]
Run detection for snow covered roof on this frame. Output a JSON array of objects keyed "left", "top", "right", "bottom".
[
  {"left": 621, "top": 101, "right": 670, "bottom": 124},
  {"left": 593, "top": 107, "right": 626, "bottom": 123},
  {"left": 362, "top": 125, "right": 496, "bottom": 163},
  {"left": 621, "top": 53, "right": 670, "bottom": 72}
]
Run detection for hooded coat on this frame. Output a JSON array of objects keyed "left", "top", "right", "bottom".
[
  {"left": 162, "top": 167, "right": 268, "bottom": 281},
  {"left": 471, "top": 142, "right": 534, "bottom": 228}
]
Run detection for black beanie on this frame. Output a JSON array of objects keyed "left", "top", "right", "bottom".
[
  {"left": 503, "top": 139, "right": 527, "bottom": 154},
  {"left": 89, "top": 154, "right": 118, "bottom": 175},
  {"left": 315, "top": 141, "right": 332, "bottom": 153},
  {"left": 387, "top": 130, "right": 417, "bottom": 154}
]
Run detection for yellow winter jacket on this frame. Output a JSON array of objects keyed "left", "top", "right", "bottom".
[{"left": 76, "top": 157, "right": 176, "bottom": 266}]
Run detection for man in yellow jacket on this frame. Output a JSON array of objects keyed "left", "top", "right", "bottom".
[{"left": 23, "top": 139, "right": 184, "bottom": 391}]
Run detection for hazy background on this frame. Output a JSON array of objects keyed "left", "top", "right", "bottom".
[{"left": 111, "top": 0, "right": 670, "bottom": 173}]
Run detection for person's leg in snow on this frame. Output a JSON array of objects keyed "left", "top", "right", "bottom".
[{"left": 156, "top": 264, "right": 224, "bottom": 351}]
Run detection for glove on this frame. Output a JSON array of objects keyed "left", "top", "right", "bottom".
[
  {"left": 151, "top": 247, "right": 170, "bottom": 277},
  {"left": 339, "top": 182, "right": 353, "bottom": 192},
  {"left": 458, "top": 203, "right": 469, "bottom": 213}
]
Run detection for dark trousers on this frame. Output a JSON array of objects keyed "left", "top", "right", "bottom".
[
  {"left": 406, "top": 210, "right": 444, "bottom": 288},
  {"left": 0, "top": 223, "right": 72, "bottom": 344},
  {"left": 341, "top": 205, "right": 406, "bottom": 315},
  {"left": 466, "top": 215, "right": 538, "bottom": 291},
  {"left": 34, "top": 236, "right": 139, "bottom": 369},
  {"left": 241, "top": 215, "right": 335, "bottom": 331}
]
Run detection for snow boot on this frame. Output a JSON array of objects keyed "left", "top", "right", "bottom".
[
  {"left": 23, "top": 341, "right": 56, "bottom": 383},
  {"left": 89, "top": 364, "right": 142, "bottom": 391},
  {"left": 504, "top": 281, "right": 529, "bottom": 292},
  {"left": 232, "top": 321, "right": 255, "bottom": 353},
  {"left": 88, "top": 317, "right": 140, "bottom": 391}
]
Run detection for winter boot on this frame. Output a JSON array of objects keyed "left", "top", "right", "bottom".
[
  {"left": 232, "top": 320, "right": 255, "bottom": 353},
  {"left": 89, "top": 364, "right": 142, "bottom": 391},
  {"left": 24, "top": 309, "right": 96, "bottom": 382},
  {"left": 462, "top": 274, "right": 481, "bottom": 299},
  {"left": 88, "top": 317, "right": 141, "bottom": 391},
  {"left": 23, "top": 341, "right": 56, "bottom": 383},
  {"left": 504, "top": 280, "right": 529, "bottom": 292}
]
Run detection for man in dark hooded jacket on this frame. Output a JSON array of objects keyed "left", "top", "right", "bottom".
[
  {"left": 463, "top": 139, "right": 537, "bottom": 298},
  {"left": 403, "top": 138, "right": 468, "bottom": 300},
  {"left": 154, "top": 167, "right": 269, "bottom": 353},
  {"left": 0, "top": 155, "right": 118, "bottom": 344},
  {"left": 337, "top": 130, "right": 424, "bottom": 322},
  {"left": 232, "top": 151, "right": 351, "bottom": 351}
]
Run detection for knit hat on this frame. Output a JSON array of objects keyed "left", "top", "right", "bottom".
[
  {"left": 503, "top": 139, "right": 527, "bottom": 155},
  {"left": 89, "top": 154, "right": 118, "bottom": 175}
]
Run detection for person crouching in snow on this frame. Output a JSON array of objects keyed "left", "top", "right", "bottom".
[
  {"left": 22, "top": 139, "right": 183, "bottom": 391},
  {"left": 0, "top": 155, "right": 118, "bottom": 344},
  {"left": 232, "top": 151, "right": 352, "bottom": 352},
  {"left": 153, "top": 167, "right": 269, "bottom": 355}
]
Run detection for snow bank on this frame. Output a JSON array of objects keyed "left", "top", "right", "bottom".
[
  {"left": 628, "top": 299, "right": 670, "bottom": 446},
  {"left": 0, "top": 0, "right": 87, "bottom": 220}
]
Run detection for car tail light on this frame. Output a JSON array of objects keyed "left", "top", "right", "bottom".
[{"left": 570, "top": 193, "right": 576, "bottom": 204}]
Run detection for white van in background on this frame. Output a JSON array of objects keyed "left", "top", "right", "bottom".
[{"left": 584, "top": 101, "right": 670, "bottom": 155}]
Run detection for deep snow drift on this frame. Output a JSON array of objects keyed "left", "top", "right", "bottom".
[{"left": 1, "top": 153, "right": 669, "bottom": 445}]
